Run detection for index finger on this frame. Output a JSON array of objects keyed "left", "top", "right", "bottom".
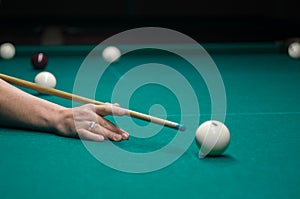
[{"left": 95, "top": 103, "right": 128, "bottom": 116}]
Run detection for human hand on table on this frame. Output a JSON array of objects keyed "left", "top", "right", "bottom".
[
  {"left": 55, "top": 103, "right": 130, "bottom": 142},
  {"left": 0, "top": 78, "right": 129, "bottom": 141}
]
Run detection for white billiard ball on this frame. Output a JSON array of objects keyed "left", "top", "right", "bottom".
[
  {"left": 196, "top": 120, "right": 230, "bottom": 158},
  {"left": 34, "top": 72, "right": 56, "bottom": 88},
  {"left": 102, "top": 46, "right": 121, "bottom": 63},
  {"left": 288, "top": 42, "right": 300, "bottom": 59},
  {"left": 0, "top": 42, "right": 16, "bottom": 59}
]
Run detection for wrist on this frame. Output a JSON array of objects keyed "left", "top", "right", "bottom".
[{"left": 52, "top": 108, "right": 75, "bottom": 137}]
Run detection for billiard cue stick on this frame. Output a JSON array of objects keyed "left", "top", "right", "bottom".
[{"left": 0, "top": 73, "right": 186, "bottom": 131}]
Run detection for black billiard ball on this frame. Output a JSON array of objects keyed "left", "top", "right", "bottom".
[{"left": 31, "top": 53, "right": 48, "bottom": 69}]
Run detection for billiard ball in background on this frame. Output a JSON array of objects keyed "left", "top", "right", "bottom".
[
  {"left": 102, "top": 46, "right": 121, "bottom": 63},
  {"left": 34, "top": 71, "right": 56, "bottom": 89},
  {"left": 31, "top": 53, "right": 48, "bottom": 69},
  {"left": 0, "top": 42, "right": 15, "bottom": 59},
  {"left": 196, "top": 120, "right": 230, "bottom": 157},
  {"left": 288, "top": 42, "right": 300, "bottom": 59}
]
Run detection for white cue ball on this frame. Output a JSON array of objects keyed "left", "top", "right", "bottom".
[
  {"left": 102, "top": 46, "right": 121, "bottom": 63},
  {"left": 0, "top": 42, "right": 16, "bottom": 59},
  {"left": 195, "top": 120, "right": 230, "bottom": 157},
  {"left": 288, "top": 42, "right": 300, "bottom": 59},
  {"left": 34, "top": 72, "right": 57, "bottom": 88}
]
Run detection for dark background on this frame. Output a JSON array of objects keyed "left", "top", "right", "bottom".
[{"left": 1, "top": 0, "right": 300, "bottom": 44}]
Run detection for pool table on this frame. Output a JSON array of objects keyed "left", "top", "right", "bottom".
[{"left": 1, "top": 41, "right": 300, "bottom": 199}]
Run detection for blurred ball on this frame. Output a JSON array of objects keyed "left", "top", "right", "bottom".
[
  {"left": 34, "top": 71, "right": 56, "bottom": 88},
  {"left": 32, "top": 52, "right": 48, "bottom": 69},
  {"left": 102, "top": 46, "right": 121, "bottom": 63},
  {"left": 288, "top": 42, "right": 300, "bottom": 59},
  {"left": 0, "top": 42, "right": 16, "bottom": 59}
]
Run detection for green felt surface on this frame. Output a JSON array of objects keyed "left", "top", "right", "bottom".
[{"left": 0, "top": 43, "right": 300, "bottom": 199}]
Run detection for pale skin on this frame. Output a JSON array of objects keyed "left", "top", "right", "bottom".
[{"left": 0, "top": 78, "right": 129, "bottom": 141}]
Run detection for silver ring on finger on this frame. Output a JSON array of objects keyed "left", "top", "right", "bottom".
[{"left": 88, "top": 121, "right": 96, "bottom": 131}]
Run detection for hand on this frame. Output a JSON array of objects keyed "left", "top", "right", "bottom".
[{"left": 55, "top": 103, "right": 129, "bottom": 142}]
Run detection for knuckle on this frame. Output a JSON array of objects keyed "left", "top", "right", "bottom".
[{"left": 102, "top": 105, "right": 109, "bottom": 112}]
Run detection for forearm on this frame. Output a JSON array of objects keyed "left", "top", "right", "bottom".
[{"left": 0, "top": 78, "right": 65, "bottom": 132}]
